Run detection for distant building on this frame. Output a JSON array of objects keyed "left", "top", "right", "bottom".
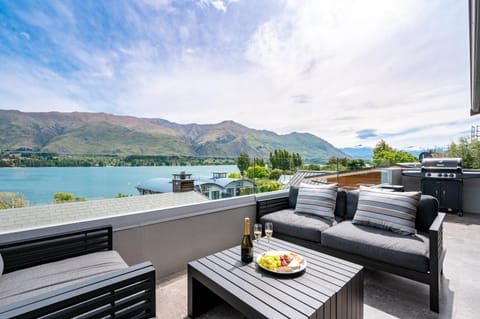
[
  {"left": 136, "top": 171, "right": 256, "bottom": 200},
  {"left": 172, "top": 171, "right": 194, "bottom": 192},
  {"left": 195, "top": 174, "right": 256, "bottom": 200},
  {"left": 136, "top": 178, "right": 172, "bottom": 195}
]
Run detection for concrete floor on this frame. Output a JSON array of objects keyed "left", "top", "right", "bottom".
[{"left": 155, "top": 213, "right": 480, "bottom": 319}]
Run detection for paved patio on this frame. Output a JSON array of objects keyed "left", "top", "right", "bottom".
[{"left": 155, "top": 213, "right": 480, "bottom": 319}]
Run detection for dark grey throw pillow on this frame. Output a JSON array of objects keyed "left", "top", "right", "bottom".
[
  {"left": 352, "top": 186, "right": 421, "bottom": 235},
  {"left": 294, "top": 183, "right": 338, "bottom": 220}
]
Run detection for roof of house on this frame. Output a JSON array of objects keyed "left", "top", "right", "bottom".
[
  {"left": 0, "top": 191, "right": 209, "bottom": 233},
  {"left": 281, "top": 170, "right": 332, "bottom": 189}
]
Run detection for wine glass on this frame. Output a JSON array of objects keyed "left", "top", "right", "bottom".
[
  {"left": 253, "top": 223, "right": 262, "bottom": 258},
  {"left": 265, "top": 222, "right": 273, "bottom": 250}
]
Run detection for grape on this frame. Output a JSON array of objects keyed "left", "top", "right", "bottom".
[{"left": 258, "top": 255, "right": 282, "bottom": 271}]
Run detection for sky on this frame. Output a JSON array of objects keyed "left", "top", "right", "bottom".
[{"left": 0, "top": 0, "right": 478, "bottom": 150}]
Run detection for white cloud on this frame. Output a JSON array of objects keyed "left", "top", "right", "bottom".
[
  {"left": 0, "top": 0, "right": 473, "bottom": 151},
  {"left": 19, "top": 32, "right": 30, "bottom": 40},
  {"left": 198, "top": 0, "right": 227, "bottom": 13},
  {"left": 0, "top": 61, "right": 89, "bottom": 112}
]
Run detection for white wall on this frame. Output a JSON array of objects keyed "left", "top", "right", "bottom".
[{"left": 463, "top": 179, "right": 480, "bottom": 213}]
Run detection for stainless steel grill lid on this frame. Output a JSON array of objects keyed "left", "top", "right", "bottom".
[{"left": 421, "top": 158, "right": 462, "bottom": 170}]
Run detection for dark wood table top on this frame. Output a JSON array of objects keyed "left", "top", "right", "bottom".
[{"left": 188, "top": 237, "right": 364, "bottom": 319}]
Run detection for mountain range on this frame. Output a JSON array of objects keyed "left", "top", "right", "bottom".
[{"left": 0, "top": 110, "right": 348, "bottom": 161}]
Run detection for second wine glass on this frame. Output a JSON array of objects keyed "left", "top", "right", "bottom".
[
  {"left": 253, "top": 223, "right": 262, "bottom": 258},
  {"left": 264, "top": 222, "right": 273, "bottom": 250}
]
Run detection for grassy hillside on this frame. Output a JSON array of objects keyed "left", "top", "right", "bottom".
[{"left": 0, "top": 110, "right": 347, "bottom": 161}]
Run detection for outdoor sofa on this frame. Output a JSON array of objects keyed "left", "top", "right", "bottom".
[
  {"left": 257, "top": 184, "right": 446, "bottom": 313},
  {"left": 0, "top": 225, "right": 156, "bottom": 318}
]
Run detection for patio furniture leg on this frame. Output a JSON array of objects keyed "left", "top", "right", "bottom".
[{"left": 430, "top": 269, "right": 440, "bottom": 313}]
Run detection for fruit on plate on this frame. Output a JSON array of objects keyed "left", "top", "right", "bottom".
[
  {"left": 257, "top": 255, "right": 282, "bottom": 271},
  {"left": 257, "top": 252, "right": 304, "bottom": 272}
]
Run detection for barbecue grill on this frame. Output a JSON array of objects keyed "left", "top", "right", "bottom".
[{"left": 402, "top": 158, "right": 480, "bottom": 216}]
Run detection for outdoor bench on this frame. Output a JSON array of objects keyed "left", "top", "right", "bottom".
[
  {"left": 257, "top": 185, "right": 446, "bottom": 313},
  {"left": 0, "top": 225, "right": 156, "bottom": 319}
]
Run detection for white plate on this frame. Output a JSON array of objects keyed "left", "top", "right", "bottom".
[{"left": 256, "top": 250, "right": 307, "bottom": 274}]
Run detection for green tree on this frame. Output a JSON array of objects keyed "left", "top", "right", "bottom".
[
  {"left": 372, "top": 140, "right": 417, "bottom": 166},
  {"left": 237, "top": 153, "right": 251, "bottom": 176},
  {"left": 257, "top": 180, "right": 281, "bottom": 192},
  {"left": 447, "top": 137, "right": 480, "bottom": 168},
  {"left": 269, "top": 168, "right": 283, "bottom": 180},
  {"left": 303, "top": 163, "right": 322, "bottom": 170},
  {"left": 373, "top": 139, "right": 393, "bottom": 155},
  {"left": 346, "top": 158, "right": 366, "bottom": 170},
  {"left": 269, "top": 149, "right": 302, "bottom": 170},
  {"left": 0, "top": 192, "right": 27, "bottom": 209},
  {"left": 246, "top": 166, "right": 270, "bottom": 179},
  {"left": 228, "top": 172, "right": 242, "bottom": 178},
  {"left": 54, "top": 192, "right": 86, "bottom": 203},
  {"left": 254, "top": 158, "right": 266, "bottom": 167}
]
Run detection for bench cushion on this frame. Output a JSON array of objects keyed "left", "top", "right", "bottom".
[
  {"left": 352, "top": 187, "right": 421, "bottom": 235},
  {"left": 321, "top": 220, "right": 429, "bottom": 272},
  {"left": 0, "top": 250, "right": 128, "bottom": 307},
  {"left": 294, "top": 183, "right": 338, "bottom": 220},
  {"left": 260, "top": 208, "right": 337, "bottom": 243}
]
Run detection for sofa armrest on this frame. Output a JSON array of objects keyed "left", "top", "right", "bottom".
[
  {"left": 429, "top": 213, "right": 446, "bottom": 272},
  {"left": 0, "top": 262, "right": 156, "bottom": 319},
  {"left": 256, "top": 196, "right": 290, "bottom": 222},
  {"left": 0, "top": 225, "right": 112, "bottom": 273}
]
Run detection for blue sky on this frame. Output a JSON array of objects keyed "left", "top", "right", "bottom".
[{"left": 0, "top": 0, "right": 477, "bottom": 150}]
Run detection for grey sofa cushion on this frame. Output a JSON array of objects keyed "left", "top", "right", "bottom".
[
  {"left": 415, "top": 195, "right": 439, "bottom": 232},
  {"left": 294, "top": 183, "right": 338, "bottom": 220},
  {"left": 288, "top": 185, "right": 299, "bottom": 208},
  {"left": 352, "top": 187, "right": 421, "bottom": 235},
  {"left": 345, "top": 190, "right": 359, "bottom": 220},
  {"left": 289, "top": 185, "right": 347, "bottom": 219},
  {"left": 260, "top": 208, "right": 336, "bottom": 243},
  {"left": 334, "top": 189, "right": 347, "bottom": 219},
  {"left": 0, "top": 250, "right": 128, "bottom": 307},
  {"left": 322, "top": 220, "right": 429, "bottom": 272}
]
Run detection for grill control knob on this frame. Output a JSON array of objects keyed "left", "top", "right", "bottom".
[
  {"left": 426, "top": 173, "right": 431, "bottom": 177},
  {"left": 450, "top": 173, "right": 454, "bottom": 178}
]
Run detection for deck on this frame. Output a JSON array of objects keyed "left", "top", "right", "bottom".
[{"left": 155, "top": 213, "right": 480, "bottom": 319}]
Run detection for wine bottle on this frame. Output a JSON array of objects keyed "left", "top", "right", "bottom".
[{"left": 241, "top": 217, "right": 253, "bottom": 263}]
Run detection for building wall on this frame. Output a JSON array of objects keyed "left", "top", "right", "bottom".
[
  {"left": 326, "top": 170, "right": 381, "bottom": 190},
  {"left": 113, "top": 203, "right": 256, "bottom": 278},
  {"left": 464, "top": 179, "right": 480, "bottom": 213}
]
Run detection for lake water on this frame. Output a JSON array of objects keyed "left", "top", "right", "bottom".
[{"left": 0, "top": 165, "right": 238, "bottom": 206}]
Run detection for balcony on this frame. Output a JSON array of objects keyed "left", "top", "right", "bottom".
[{"left": 0, "top": 191, "right": 479, "bottom": 318}]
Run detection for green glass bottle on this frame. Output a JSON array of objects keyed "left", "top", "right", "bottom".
[{"left": 241, "top": 217, "right": 253, "bottom": 263}]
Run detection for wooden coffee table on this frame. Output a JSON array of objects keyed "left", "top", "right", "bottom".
[{"left": 188, "top": 237, "right": 364, "bottom": 318}]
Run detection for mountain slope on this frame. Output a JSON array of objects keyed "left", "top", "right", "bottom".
[{"left": 0, "top": 110, "right": 347, "bottom": 161}]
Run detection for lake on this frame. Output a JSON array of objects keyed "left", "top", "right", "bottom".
[{"left": 0, "top": 165, "right": 239, "bottom": 206}]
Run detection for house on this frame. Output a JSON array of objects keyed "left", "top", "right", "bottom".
[{"left": 195, "top": 172, "right": 256, "bottom": 199}]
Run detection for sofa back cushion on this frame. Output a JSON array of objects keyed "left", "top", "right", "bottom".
[
  {"left": 288, "top": 185, "right": 299, "bottom": 208},
  {"left": 345, "top": 190, "right": 359, "bottom": 220},
  {"left": 334, "top": 189, "right": 347, "bottom": 219},
  {"left": 352, "top": 187, "right": 421, "bottom": 235},
  {"left": 294, "top": 183, "right": 338, "bottom": 220},
  {"left": 415, "top": 195, "right": 439, "bottom": 232}
]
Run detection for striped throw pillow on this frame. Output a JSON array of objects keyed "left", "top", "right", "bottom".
[
  {"left": 294, "top": 183, "right": 338, "bottom": 220},
  {"left": 352, "top": 187, "right": 421, "bottom": 235}
]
